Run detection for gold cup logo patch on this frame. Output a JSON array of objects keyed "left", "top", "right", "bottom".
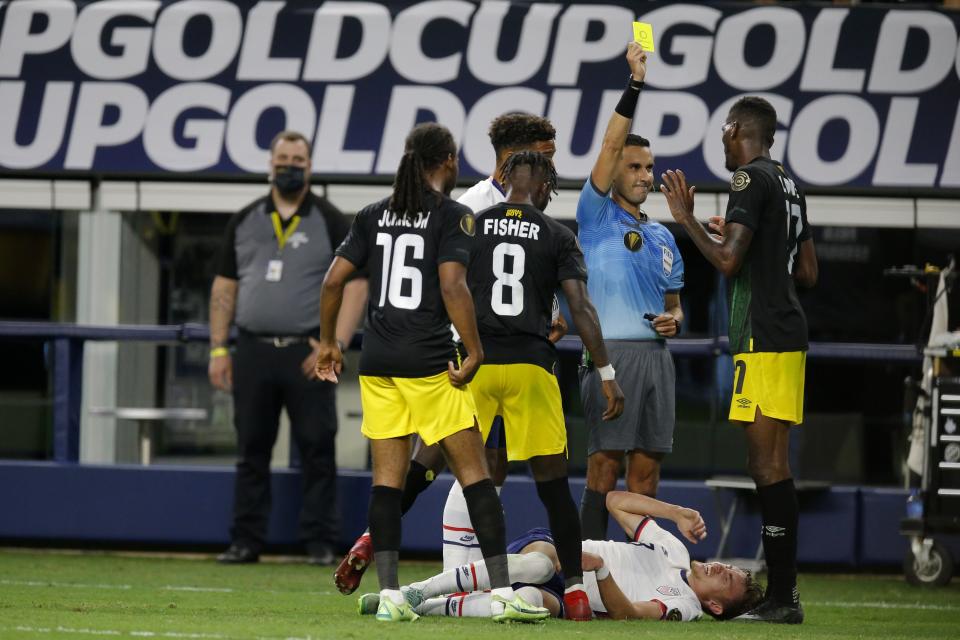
[
  {"left": 459, "top": 213, "right": 476, "bottom": 236},
  {"left": 623, "top": 230, "right": 643, "bottom": 252}
]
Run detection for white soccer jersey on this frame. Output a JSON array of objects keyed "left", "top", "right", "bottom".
[
  {"left": 457, "top": 177, "right": 505, "bottom": 213},
  {"left": 582, "top": 518, "right": 702, "bottom": 621}
]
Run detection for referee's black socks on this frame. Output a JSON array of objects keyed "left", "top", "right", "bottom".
[
  {"left": 536, "top": 477, "right": 584, "bottom": 585},
  {"left": 579, "top": 487, "right": 609, "bottom": 541},
  {"left": 757, "top": 478, "right": 800, "bottom": 605},
  {"left": 368, "top": 485, "right": 403, "bottom": 590},
  {"left": 462, "top": 478, "right": 511, "bottom": 589}
]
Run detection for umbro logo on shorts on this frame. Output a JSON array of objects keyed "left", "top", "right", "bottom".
[
  {"left": 736, "top": 397, "right": 752, "bottom": 408},
  {"left": 459, "top": 534, "right": 475, "bottom": 543},
  {"left": 764, "top": 525, "right": 786, "bottom": 537}
]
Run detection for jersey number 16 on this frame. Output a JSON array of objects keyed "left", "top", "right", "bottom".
[{"left": 376, "top": 233, "right": 423, "bottom": 310}]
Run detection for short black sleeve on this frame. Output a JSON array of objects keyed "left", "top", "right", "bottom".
[
  {"left": 334, "top": 209, "right": 370, "bottom": 269},
  {"left": 316, "top": 194, "right": 350, "bottom": 249},
  {"left": 797, "top": 190, "right": 812, "bottom": 242},
  {"left": 725, "top": 165, "right": 768, "bottom": 232},
  {"left": 555, "top": 226, "right": 588, "bottom": 282},
  {"left": 215, "top": 209, "right": 248, "bottom": 279},
  {"left": 437, "top": 201, "right": 474, "bottom": 266}
]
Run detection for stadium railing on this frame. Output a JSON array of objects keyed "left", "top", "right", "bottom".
[{"left": 0, "top": 321, "right": 921, "bottom": 464}]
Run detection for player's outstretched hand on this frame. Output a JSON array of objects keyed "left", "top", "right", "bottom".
[
  {"left": 626, "top": 41, "right": 647, "bottom": 83},
  {"left": 707, "top": 215, "right": 725, "bottom": 241},
  {"left": 601, "top": 379, "right": 625, "bottom": 421},
  {"left": 676, "top": 507, "right": 707, "bottom": 544},
  {"left": 660, "top": 169, "right": 696, "bottom": 224},
  {"left": 581, "top": 551, "right": 605, "bottom": 573},
  {"left": 313, "top": 339, "right": 343, "bottom": 384},
  {"left": 448, "top": 356, "right": 479, "bottom": 388}
]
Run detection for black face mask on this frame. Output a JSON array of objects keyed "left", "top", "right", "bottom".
[{"left": 273, "top": 165, "right": 306, "bottom": 195}]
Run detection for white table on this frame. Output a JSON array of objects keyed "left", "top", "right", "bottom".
[{"left": 89, "top": 407, "right": 208, "bottom": 465}]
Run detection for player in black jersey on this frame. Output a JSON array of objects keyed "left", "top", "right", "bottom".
[
  {"left": 660, "top": 97, "right": 818, "bottom": 624},
  {"left": 469, "top": 150, "right": 625, "bottom": 621},
  {"left": 315, "top": 123, "right": 548, "bottom": 624}
]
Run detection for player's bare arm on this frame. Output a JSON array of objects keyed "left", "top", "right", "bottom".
[
  {"left": 652, "top": 293, "right": 683, "bottom": 338},
  {"left": 561, "top": 278, "right": 624, "bottom": 420},
  {"left": 439, "top": 261, "right": 484, "bottom": 387},
  {"left": 208, "top": 275, "right": 238, "bottom": 391},
  {"left": 606, "top": 490, "right": 707, "bottom": 544},
  {"left": 315, "top": 256, "right": 358, "bottom": 383},
  {"left": 590, "top": 43, "right": 647, "bottom": 194},
  {"left": 660, "top": 169, "right": 754, "bottom": 277},
  {"left": 793, "top": 238, "right": 818, "bottom": 288}
]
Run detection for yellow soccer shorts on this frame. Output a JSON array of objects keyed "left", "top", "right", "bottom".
[
  {"left": 728, "top": 351, "right": 806, "bottom": 425},
  {"left": 471, "top": 363, "right": 567, "bottom": 461},
  {"left": 359, "top": 371, "right": 478, "bottom": 445}
]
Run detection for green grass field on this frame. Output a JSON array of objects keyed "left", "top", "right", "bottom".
[{"left": 1, "top": 548, "right": 958, "bottom": 639}]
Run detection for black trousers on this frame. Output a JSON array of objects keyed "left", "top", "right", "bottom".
[{"left": 230, "top": 333, "right": 339, "bottom": 550}]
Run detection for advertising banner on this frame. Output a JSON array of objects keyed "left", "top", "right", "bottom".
[{"left": 0, "top": 0, "right": 958, "bottom": 188}]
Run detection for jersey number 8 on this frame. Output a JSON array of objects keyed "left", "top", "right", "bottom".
[
  {"left": 376, "top": 233, "right": 423, "bottom": 310},
  {"left": 492, "top": 242, "right": 525, "bottom": 317}
]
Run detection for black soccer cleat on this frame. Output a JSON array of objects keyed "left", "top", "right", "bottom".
[{"left": 733, "top": 598, "right": 804, "bottom": 624}]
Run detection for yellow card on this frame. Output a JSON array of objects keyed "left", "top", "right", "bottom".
[{"left": 633, "top": 21, "right": 655, "bottom": 52}]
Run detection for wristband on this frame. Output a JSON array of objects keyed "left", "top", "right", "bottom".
[
  {"left": 209, "top": 347, "right": 229, "bottom": 359},
  {"left": 614, "top": 75, "right": 643, "bottom": 118},
  {"left": 595, "top": 565, "right": 610, "bottom": 581},
  {"left": 598, "top": 364, "right": 616, "bottom": 381}
]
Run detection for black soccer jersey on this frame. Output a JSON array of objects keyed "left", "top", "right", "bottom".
[
  {"left": 469, "top": 202, "right": 587, "bottom": 371},
  {"left": 724, "top": 157, "right": 812, "bottom": 355},
  {"left": 335, "top": 191, "right": 474, "bottom": 377}
]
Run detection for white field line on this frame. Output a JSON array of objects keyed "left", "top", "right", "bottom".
[
  {"left": 809, "top": 600, "right": 960, "bottom": 611},
  {"left": 5, "top": 627, "right": 316, "bottom": 640},
  {"left": 1, "top": 578, "right": 336, "bottom": 597},
  {"left": 0, "top": 580, "right": 132, "bottom": 590}
]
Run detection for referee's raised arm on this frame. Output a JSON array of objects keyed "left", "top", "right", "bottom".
[{"left": 590, "top": 43, "right": 648, "bottom": 195}]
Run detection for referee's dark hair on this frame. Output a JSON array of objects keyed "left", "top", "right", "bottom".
[
  {"left": 502, "top": 150, "right": 558, "bottom": 207},
  {"left": 729, "top": 97, "right": 777, "bottom": 148},
  {"left": 489, "top": 113, "right": 556, "bottom": 156},
  {"left": 624, "top": 134, "right": 651, "bottom": 148},
  {"left": 391, "top": 122, "right": 456, "bottom": 218}
]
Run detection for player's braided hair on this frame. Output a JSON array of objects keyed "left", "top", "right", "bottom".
[
  {"left": 709, "top": 569, "right": 765, "bottom": 620},
  {"left": 390, "top": 123, "right": 456, "bottom": 219},
  {"left": 488, "top": 113, "right": 556, "bottom": 155},
  {"left": 729, "top": 96, "right": 777, "bottom": 148},
  {"left": 501, "top": 150, "right": 558, "bottom": 198}
]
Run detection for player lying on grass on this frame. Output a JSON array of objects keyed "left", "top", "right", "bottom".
[{"left": 359, "top": 490, "right": 763, "bottom": 621}]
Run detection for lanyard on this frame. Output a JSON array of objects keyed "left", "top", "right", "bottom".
[{"left": 270, "top": 212, "right": 301, "bottom": 251}]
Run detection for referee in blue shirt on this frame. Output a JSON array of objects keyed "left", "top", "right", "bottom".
[{"left": 578, "top": 43, "right": 685, "bottom": 540}]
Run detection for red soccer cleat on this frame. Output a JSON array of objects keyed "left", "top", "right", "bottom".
[
  {"left": 563, "top": 589, "right": 592, "bottom": 621},
  {"left": 334, "top": 533, "right": 373, "bottom": 595}
]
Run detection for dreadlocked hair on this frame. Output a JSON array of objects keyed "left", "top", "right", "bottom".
[
  {"left": 390, "top": 122, "right": 456, "bottom": 219},
  {"left": 501, "top": 150, "right": 558, "bottom": 197}
]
